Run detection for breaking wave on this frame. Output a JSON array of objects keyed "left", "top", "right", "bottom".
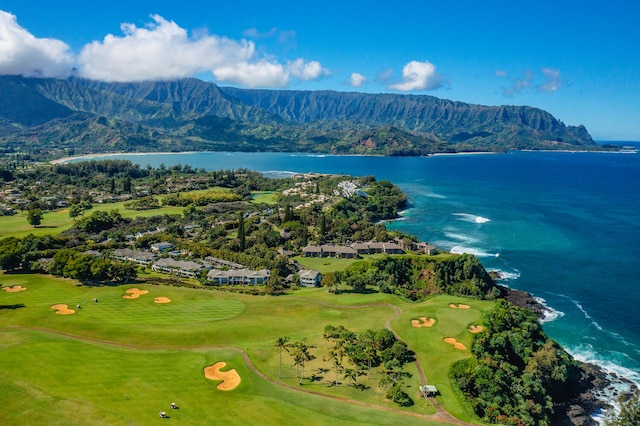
[
  {"left": 452, "top": 213, "right": 491, "bottom": 224},
  {"left": 534, "top": 296, "right": 565, "bottom": 323},
  {"left": 450, "top": 245, "right": 500, "bottom": 257}
]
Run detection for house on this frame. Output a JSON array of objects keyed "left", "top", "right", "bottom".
[
  {"left": 302, "top": 244, "right": 357, "bottom": 259},
  {"left": 152, "top": 258, "right": 205, "bottom": 278},
  {"left": 298, "top": 270, "right": 322, "bottom": 287},
  {"left": 112, "top": 248, "right": 156, "bottom": 266},
  {"left": 349, "top": 241, "right": 405, "bottom": 255},
  {"left": 408, "top": 242, "right": 437, "bottom": 255},
  {"left": 207, "top": 268, "right": 270, "bottom": 285},
  {"left": 381, "top": 241, "right": 404, "bottom": 254},
  {"left": 302, "top": 245, "right": 323, "bottom": 257},
  {"left": 150, "top": 242, "right": 174, "bottom": 253}
]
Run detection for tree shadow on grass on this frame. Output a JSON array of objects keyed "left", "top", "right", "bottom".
[{"left": 0, "top": 304, "right": 25, "bottom": 310}]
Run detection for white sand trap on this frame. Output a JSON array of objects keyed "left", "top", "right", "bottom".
[
  {"left": 468, "top": 325, "right": 484, "bottom": 333},
  {"left": 411, "top": 317, "right": 435, "bottom": 328},
  {"left": 154, "top": 297, "right": 171, "bottom": 304},
  {"left": 2, "top": 285, "right": 26, "bottom": 292},
  {"left": 51, "top": 304, "right": 75, "bottom": 315},
  {"left": 449, "top": 303, "right": 470, "bottom": 309},
  {"left": 204, "top": 362, "right": 241, "bottom": 391},
  {"left": 444, "top": 337, "right": 466, "bottom": 350},
  {"left": 122, "top": 288, "right": 149, "bottom": 299}
]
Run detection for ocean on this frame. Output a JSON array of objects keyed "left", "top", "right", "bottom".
[{"left": 79, "top": 145, "right": 640, "bottom": 389}]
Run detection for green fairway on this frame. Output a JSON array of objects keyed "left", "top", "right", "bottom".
[
  {"left": 0, "top": 202, "right": 185, "bottom": 240},
  {"left": 251, "top": 191, "right": 279, "bottom": 204},
  {"left": 294, "top": 256, "right": 359, "bottom": 273},
  {"left": 0, "top": 274, "right": 490, "bottom": 425}
]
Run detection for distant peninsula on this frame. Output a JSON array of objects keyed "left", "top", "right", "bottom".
[{"left": 0, "top": 75, "right": 616, "bottom": 158}]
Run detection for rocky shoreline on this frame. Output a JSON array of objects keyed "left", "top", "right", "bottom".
[{"left": 496, "top": 284, "right": 638, "bottom": 425}]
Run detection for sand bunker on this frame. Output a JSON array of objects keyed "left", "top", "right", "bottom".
[
  {"left": 51, "top": 304, "right": 75, "bottom": 315},
  {"left": 2, "top": 285, "right": 27, "bottom": 292},
  {"left": 444, "top": 338, "right": 466, "bottom": 350},
  {"left": 122, "top": 288, "right": 149, "bottom": 299},
  {"left": 411, "top": 317, "right": 435, "bottom": 328},
  {"left": 204, "top": 362, "right": 241, "bottom": 391},
  {"left": 468, "top": 325, "right": 484, "bottom": 333},
  {"left": 449, "top": 303, "right": 470, "bottom": 309},
  {"left": 154, "top": 297, "right": 172, "bottom": 304}
]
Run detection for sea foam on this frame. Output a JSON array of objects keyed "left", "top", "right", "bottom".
[
  {"left": 533, "top": 296, "right": 565, "bottom": 323},
  {"left": 450, "top": 245, "right": 500, "bottom": 258},
  {"left": 452, "top": 213, "right": 491, "bottom": 224}
]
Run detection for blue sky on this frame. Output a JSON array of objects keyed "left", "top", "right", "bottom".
[{"left": 1, "top": 0, "right": 639, "bottom": 140}]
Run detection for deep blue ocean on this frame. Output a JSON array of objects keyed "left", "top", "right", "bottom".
[{"left": 78, "top": 145, "right": 640, "bottom": 388}]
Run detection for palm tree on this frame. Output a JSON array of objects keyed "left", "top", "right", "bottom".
[
  {"left": 343, "top": 368, "right": 357, "bottom": 386},
  {"left": 274, "top": 336, "right": 291, "bottom": 379},
  {"left": 292, "top": 339, "right": 315, "bottom": 385}
]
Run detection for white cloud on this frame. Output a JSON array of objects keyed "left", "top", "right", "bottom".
[
  {"left": 288, "top": 59, "right": 329, "bottom": 80},
  {"left": 78, "top": 14, "right": 255, "bottom": 82},
  {"left": 213, "top": 60, "right": 289, "bottom": 88},
  {"left": 349, "top": 72, "right": 367, "bottom": 87},
  {"left": 539, "top": 67, "right": 561, "bottom": 92},
  {"left": 213, "top": 58, "right": 329, "bottom": 88},
  {"left": 0, "top": 11, "right": 329, "bottom": 88},
  {"left": 495, "top": 69, "right": 508, "bottom": 78},
  {"left": 388, "top": 60, "right": 442, "bottom": 91},
  {"left": 0, "top": 11, "right": 74, "bottom": 78}
]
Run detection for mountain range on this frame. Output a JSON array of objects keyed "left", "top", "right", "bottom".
[{"left": 0, "top": 75, "right": 603, "bottom": 157}]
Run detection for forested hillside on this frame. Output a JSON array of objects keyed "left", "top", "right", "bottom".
[{"left": 0, "top": 75, "right": 607, "bottom": 158}]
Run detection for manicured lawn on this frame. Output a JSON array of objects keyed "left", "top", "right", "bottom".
[
  {"left": 294, "top": 256, "right": 359, "bottom": 273},
  {"left": 0, "top": 274, "right": 489, "bottom": 424},
  {"left": 0, "top": 202, "right": 184, "bottom": 240},
  {"left": 251, "top": 191, "right": 279, "bottom": 205}
]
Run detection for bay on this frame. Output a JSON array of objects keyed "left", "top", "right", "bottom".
[{"left": 78, "top": 147, "right": 640, "bottom": 387}]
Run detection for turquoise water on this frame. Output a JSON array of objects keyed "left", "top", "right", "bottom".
[{"left": 82, "top": 147, "right": 640, "bottom": 386}]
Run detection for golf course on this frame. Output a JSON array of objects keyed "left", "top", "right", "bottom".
[{"left": 0, "top": 273, "right": 493, "bottom": 425}]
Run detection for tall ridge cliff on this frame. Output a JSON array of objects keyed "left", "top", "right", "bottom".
[{"left": 0, "top": 75, "right": 598, "bottom": 155}]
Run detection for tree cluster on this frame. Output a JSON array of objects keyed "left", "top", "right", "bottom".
[{"left": 451, "top": 299, "right": 581, "bottom": 425}]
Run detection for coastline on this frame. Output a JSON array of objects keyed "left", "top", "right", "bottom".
[
  {"left": 50, "top": 147, "right": 638, "bottom": 166},
  {"left": 498, "top": 284, "right": 638, "bottom": 424},
  {"left": 50, "top": 151, "right": 201, "bottom": 165},
  {"left": 48, "top": 148, "right": 639, "bottom": 420},
  {"left": 50, "top": 150, "right": 502, "bottom": 165}
]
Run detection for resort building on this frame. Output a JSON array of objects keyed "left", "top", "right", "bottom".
[
  {"left": 298, "top": 270, "right": 322, "bottom": 287},
  {"left": 111, "top": 248, "right": 156, "bottom": 266},
  {"left": 350, "top": 241, "right": 404, "bottom": 255},
  {"left": 302, "top": 244, "right": 358, "bottom": 259},
  {"left": 150, "top": 242, "right": 175, "bottom": 253},
  {"left": 151, "top": 258, "right": 206, "bottom": 278},
  {"left": 207, "top": 268, "right": 271, "bottom": 285}
]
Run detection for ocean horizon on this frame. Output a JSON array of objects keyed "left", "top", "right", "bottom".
[{"left": 66, "top": 144, "right": 640, "bottom": 393}]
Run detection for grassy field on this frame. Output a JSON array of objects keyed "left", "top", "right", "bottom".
[
  {"left": 0, "top": 202, "right": 185, "bottom": 240},
  {"left": 0, "top": 274, "right": 491, "bottom": 425},
  {"left": 251, "top": 191, "right": 279, "bottom": 205}
]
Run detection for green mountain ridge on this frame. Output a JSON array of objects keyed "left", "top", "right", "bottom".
[{"left": 0, "top": 75, "right": 605, "bottom": 156}]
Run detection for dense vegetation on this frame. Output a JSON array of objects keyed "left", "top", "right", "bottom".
[
  {"left": 451, "top": 299, "right": 582, "bottom": 425},
  {"left": 0, "top": 159, "right": 599, "bottom": 424},
  {"left": 0, "top": 75, "right": 610, "bottom": 160},
  {"left": 321, "top": 254, "right": 499, "bottom": 300}
]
